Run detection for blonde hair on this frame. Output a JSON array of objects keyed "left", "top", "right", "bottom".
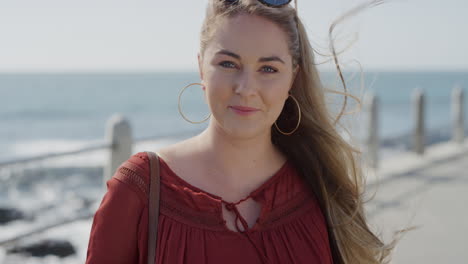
[{"left": 199, "top": 0, "right": 406, "bottom": 263}]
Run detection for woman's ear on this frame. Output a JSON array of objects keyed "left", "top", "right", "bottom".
[
  {"left": 289, "top": 65, "right": 300, "bottom": 92},
  {"left": 293, "top": 65, "right": 300, "bottom": 80},
  {"left": 197, "top": 53, "right": 207, "bottom": 91},
  {"left": 198, "top": 53, "right": 205, "bottom": 89}
]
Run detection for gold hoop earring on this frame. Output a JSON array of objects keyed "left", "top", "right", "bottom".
[
  {"left": 178, "top": 83, "right": 211, "bottom": 124},
  {"left": 274, "top": 93, "right": 301, "bottom": 136}
]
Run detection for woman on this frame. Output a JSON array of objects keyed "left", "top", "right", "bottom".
[{"left": 86, "top": 0, "right": 395, "bottom": 263}]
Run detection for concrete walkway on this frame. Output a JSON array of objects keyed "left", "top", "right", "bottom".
[{"left": 364, "top": 141, "right": 468, "bottom": 263}]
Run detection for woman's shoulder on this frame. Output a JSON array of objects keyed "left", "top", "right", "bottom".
[
  {"left": 103, "top": 152, "right": 151, "bottom": 205},
  {"left": 155, "top": 137, "right": 203, "bottom": 172},
  {"left": 156, "top": 136, "right": 199, "bottom": 159},
  {"left": 119, "top": 137, "right": 200, "bottom": 187}
]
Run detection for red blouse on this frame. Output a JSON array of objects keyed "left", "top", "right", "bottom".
[{"left": 86, "top": 152, "right": 334, "bottom": 264}]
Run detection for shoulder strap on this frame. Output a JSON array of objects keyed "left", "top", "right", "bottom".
[{"left": 145, "top": 151, "right": 160, "bottom": 264}]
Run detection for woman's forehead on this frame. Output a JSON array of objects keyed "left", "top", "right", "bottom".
[{"left": 205, "top": 13, "right": 292, "bottom": 62}]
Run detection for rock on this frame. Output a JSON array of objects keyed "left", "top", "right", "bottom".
[
  {"left": 7, "top": 239, "right": 76, "bottom": 257},
  {"left": 0, "top": 207, "right": 25, "bottom": 224}
]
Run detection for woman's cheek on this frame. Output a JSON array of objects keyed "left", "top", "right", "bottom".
[
  {"left": 269, "top": 84, "right": 290, "bottom": 115},
  {"left": 206, "top": 88, "right": 225, "bottom": 114}
]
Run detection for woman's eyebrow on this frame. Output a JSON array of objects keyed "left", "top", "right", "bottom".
[
  {"left": 215, "top": 49, "right": 285, "bottom": 64},
  {"left": 216, "top": 49, "right": 241, "bottom": 59},
  {"left": 259, "top": 56, "right": 285, "bottom": 64}
]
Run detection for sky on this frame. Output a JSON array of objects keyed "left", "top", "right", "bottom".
[{"left": 0, "top": 0, "right": 467, "bottom": 72}]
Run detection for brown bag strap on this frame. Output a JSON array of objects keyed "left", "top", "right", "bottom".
[{"left": 146, "top": 151, "right": 160, "bottom": 264}]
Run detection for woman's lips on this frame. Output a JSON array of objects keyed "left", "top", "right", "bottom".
[{"left": 229, "top": 106, "right": 259, "bottom": 116}]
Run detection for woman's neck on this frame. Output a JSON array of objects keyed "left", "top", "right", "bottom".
[{"left": 195, "top": 122, "right": 286, "bottom": 187}]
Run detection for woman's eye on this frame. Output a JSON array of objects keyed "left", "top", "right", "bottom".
[
  {"left": 261, "top": 66, "right": 277, "bottom": 73},
  {"left": 219, "top": 61, "right": 236, "bottom": 68},
  {"left": 218, "top": 61, "right": 276, "bottom": 73}
]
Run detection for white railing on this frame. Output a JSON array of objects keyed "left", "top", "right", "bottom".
[
  {"left": 0, "top": 114, "right": 203, "bottom": 246},
  {"left": 364, "top": 86, "right": 465, "bottom": 169}
]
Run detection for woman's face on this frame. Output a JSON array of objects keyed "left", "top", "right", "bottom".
[{"left": 199, "top": 13, "right": 297, "bottom": 139}]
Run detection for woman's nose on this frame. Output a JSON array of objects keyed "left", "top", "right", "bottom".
[{"left": 234, "top": 70, "right": 258, "bottom": 97}]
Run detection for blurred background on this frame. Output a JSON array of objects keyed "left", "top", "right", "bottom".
[{"left": 0, "top": 0, "right": 467, "bottom": 263}]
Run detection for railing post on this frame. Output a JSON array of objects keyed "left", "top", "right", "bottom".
[
  {"left": 364, "top": 93, "right": 379, "bottom": 169},
  {"left": 413, "top": 88, "right": 425, "bottom": 155},
  {"left": 103, "top": 114, "right": 133, "bottom": 187},
  {"left": 452, "top": 85, "right": 464, "bottom": 144}
]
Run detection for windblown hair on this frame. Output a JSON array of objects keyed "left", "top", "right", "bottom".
[{"left": 199, "top": 0, "right": 404, "bottom": 263}]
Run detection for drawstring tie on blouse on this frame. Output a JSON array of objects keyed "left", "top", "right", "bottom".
[{"left": 223, "top": 200, "right": 269, "bottom": 264}]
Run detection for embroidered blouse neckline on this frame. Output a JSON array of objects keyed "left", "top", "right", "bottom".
[{"left": 158, "top": 156, "right": 290, "bottom": 203}]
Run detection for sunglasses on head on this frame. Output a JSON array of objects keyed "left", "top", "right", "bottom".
[{"left": 224, "top": 0, "right": 292, "bottom": 8}]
